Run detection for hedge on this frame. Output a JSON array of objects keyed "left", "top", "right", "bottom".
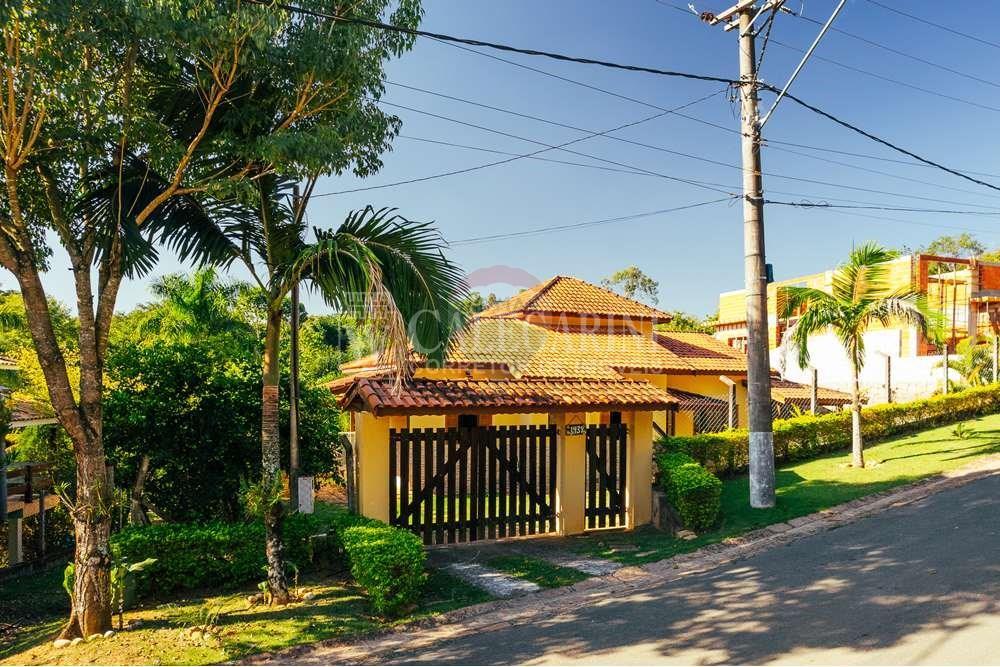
[
  {"left": 656, "top": 452, "right": 722, "bottom": 532},
  {"left": 658, "top": 384, "right": 1000, "bottom": 476},
  {"left": 321, "top": 508, "right": 427, "bottom": 615},
  {"left": 111, "top": 513, "right": 328, "bottom": 597},
  {"left": 112, "top": 507, "right": 427, "bottom": 614}
]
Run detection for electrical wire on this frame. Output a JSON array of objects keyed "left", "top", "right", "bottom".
[
  {"left": 247, "top": 0, "right": 738, "bottom": 86},
  {"left": 261, "top": 0, "right": 1000, "bottom": 196},
  {"left": 794, "top": 13, "right": 1000, "bottom": 90},
  {"left": 328, "top": 89, "right": 1000, "bottom": 211},
  {"left": 316, "top": 94, "right": 738, "bottom": 198},
  {"left": 865, "top": 0, "right": 1000, "bottom": 52},
  {"left": 449, "top": 197, "right": 737, "bottom": 246},
  {"left": 769, "top": 38, "right": 1000, "bottom": 114}
]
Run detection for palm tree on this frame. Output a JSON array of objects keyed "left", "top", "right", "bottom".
[
  {"left": 779, "top": 243, "right": 937, "bottom": 468},
  {"left": 133, "top": 268, "right": 252, "bottom": 345},
  {"left": 177, "top": 176, "right": 466, "bottom": 603}
]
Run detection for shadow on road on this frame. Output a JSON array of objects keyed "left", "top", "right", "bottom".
[{"left": 389, "top": 474, "right": 1000, "bottom": 665}]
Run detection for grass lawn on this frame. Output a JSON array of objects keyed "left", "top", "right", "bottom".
[
  {"left": 579, "top": 413, "right": 1000, "bottom": 566},
  {"left": 1, "top": 567, "right": 490, "bottom": 666},
  {"left": 486, "top": 555, "right": 590, "bottom": 588}
]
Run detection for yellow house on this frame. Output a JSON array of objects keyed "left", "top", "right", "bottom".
[
  {"left": 715, "top": 253, "right": 1000, "bottom": 354},
  {"left": 332, "top": 276, "right": 842, "bottom": 545}
]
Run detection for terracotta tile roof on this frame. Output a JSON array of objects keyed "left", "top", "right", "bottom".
[
  {"left": 478, "top": 276, "right": 671, "bottom": 321},
  {"left": 653, "top": 331, "right": 748, "bottom": 373},
  {"left": 770, "top": 379, "right": 852, "bottom": 405},
  {"left": 341, "top": 377, "right": 678, "bottom": 416},
  {"left": 449, "top": 318, "right": 699, "bottom": 378}
]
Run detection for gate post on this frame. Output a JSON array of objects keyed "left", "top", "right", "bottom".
[
  {"left": 551, "top": 412, "right": 587, "bottom": 535},
  {"left": 355, "top": 412, "right": 405, "bottom": 523},
  {"left": 624, "top": 411, "right": 654, "bottom": 528}
]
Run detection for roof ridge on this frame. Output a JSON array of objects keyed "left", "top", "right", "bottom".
[{"left": 518, "top": 275, "right": 562, "bottom": 311}]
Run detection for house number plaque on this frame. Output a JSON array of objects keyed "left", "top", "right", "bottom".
[{"left": 565, "top": 424, "right": 587, "bottom": 436}]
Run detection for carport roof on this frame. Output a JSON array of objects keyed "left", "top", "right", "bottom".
[{"left": 340, "top": 376, "right": 679, "bottom": 416}]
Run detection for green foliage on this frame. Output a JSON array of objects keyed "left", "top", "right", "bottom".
[
  {"left": 656, "top": 452, "right": 722, "bottom": 532},
  {"left": 318, "top": 505, "right": 427, "bottom": 615},
  {"left": 657, "top": 311, "right": 716, "bottom": 333},
  {"left": 103, "top": 340, "right": 339, "bottom": 521},
  {"left": 340, "top": 524, "right": 426, "bottom": 616},
  {"left": 240, "top": 474, "right": 284, "bottom": 519},
  {"left": 938, "top": 337, "right": 995, "bottom": 387},
  {"left": 601, "top": 265, "right": 659, "bottom": 304},
  {"left": 952, "top": 422, "right": 976, "bottom": 440},
  {"left": 110, "top": 513, "right": 329, "bottom": 598},
  {"left": 659, "top": 384, "right": 1000, "bottom": 476}
]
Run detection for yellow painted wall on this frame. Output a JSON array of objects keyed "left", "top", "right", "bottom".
[
  {"left": 491, "top": 413, "right": 549, "bottom": 426},
  {"left": 355, "top": 412, "right": 406, "bottom": 522},
  {"left": 624, "top": 410, "right": 653, "bottom": 527},
  {"left": 550, "top": 412, "right": 587, "bottom": 535},
  {"left": 408, "top": 414, "right": 445, "bottom": 429}
]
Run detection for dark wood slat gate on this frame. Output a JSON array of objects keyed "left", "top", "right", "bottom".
[
  {"left": 389, "top": 425, "right": 557, "bottom": 545},
  {"left": 585, "top": 423, "right": 628, "bottom": 530}
]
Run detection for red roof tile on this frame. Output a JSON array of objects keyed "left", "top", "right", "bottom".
[{"left": 341, "top": 377, "right": 678, "bottom": 416}]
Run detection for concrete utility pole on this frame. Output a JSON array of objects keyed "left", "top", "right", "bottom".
[{"left": 705, "top": 0, "right": 779, "bottom": 508}]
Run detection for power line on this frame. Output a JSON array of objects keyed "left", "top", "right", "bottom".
[
  {"left": 398, "top": 135, "right": 655, "bottom": 176},
  {"left": 865, "top": 0, "right": 1000, "bottom": 52},
  {"left": 261, "top": 0, "right": 1000, "bottom": 196},
  {"left": 764, "top": 200, "right": 1000, "bottom": 216},
  {"left": 769, "top": 38, "right": 1000, "bottom": 114},
  {"left": 401, "top": 130, "right": 1000, "bottom": 212},
  {"left": 340, "top": 90, "right": 1000, "bottom": 211},
  {"left": 794, "top": 12, "right": 1000, "bottom": 90},
  {"left": 449, "top": 197, "right": 737, "bottom": 245},
  {"left": 436, "top": 35, "right": 1000, "bottom": 181},
  {"left": 317, "top": 95, "right": 738, "bottom": 198},
  {"left": 250, "top": 0, "right": 738, "bottom": 86}
]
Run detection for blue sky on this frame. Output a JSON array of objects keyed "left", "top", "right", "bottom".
[{"left": 18, "top": 0, "right": 1000, "bottom": 317}]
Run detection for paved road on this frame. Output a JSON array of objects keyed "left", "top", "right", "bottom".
[{"left": 377, "top": 474, "right": 1000, "bottom": 665}]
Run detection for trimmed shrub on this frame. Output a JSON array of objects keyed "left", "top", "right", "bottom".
[
  {"left": 341, "top": 524, "right": 426, "bottom": 615},
  {"left": 111, "top": 513, "right": 327, "bottom": 597},
  {"left": 659, "top": 384, "right": 1000, "bottom": 476},
  {"left": 656, "top": 452, "right": 722, "bottom": 532},
  {"left": 319, "top": 506, "right": 426, "bottom": 615}
]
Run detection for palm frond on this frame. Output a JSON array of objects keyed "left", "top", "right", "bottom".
[
  {"left": 288, "top": 206, "right": 468, "bottom": 379},
  {"left": 77, "top": 156, "right": 245, "bottom": 278},
  {"left": 777, "top": 285, "right": 837, "bottom": 319}
]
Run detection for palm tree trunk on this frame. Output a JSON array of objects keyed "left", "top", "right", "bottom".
[
  {"left": 261, "top": 304, "right": 290, "bottom": 604},
  {"left": 850, "top": 363, "right": 865, "bottom": 468}
]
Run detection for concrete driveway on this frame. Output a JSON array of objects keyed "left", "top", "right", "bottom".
[{"left": 365, "top": 473, "right": 1000, "bottom": 665}]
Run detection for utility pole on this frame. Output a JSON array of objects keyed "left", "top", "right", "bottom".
[
  {"left": 705, "top": 0, "right": 779, "bottom": 508},
  {"left": 288, "top": 187, "right": 302, "bottom": 512}
]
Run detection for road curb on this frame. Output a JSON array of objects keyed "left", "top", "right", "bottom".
[{"left": 242, "top": 454, "right": 1000, "bottom": 665}]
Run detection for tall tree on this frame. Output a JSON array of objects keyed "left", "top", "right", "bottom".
[
  {"left": 188, "top": 183, "right": 466, "bottom": 602},
  {"left": 601, "top": 266, "right": 659, "bottom": 304},
  {"left": 779, "top": 243, "right": 937, "bottom": 468},
  {"left": 1, "top": 0, "right": 424, "bottom": 634}
]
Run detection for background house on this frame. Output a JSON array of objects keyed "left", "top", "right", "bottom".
[{"left": 713, "top": 253, "right": 1000, "bottom": 402}]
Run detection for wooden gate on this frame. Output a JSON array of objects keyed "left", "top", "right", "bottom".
[
  {"left": 389, "top": 425, "right": 557, "bottom": 545},
  {"left": 585, "top": 423, "right": 628, "bottom": 530}
]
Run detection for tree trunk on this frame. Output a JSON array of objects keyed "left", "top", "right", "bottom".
[
  {"left": 850, "top": 364, "right": 865, "bottom": 469},
  {"left": 63, "top": 450, "right": 114, "bottom": 639},
  {"left": 129, "top": 455, "right": 151, "bottom": 526},
  {"left": 261, "top": 304, "right": 291, "bottom": 604}
]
